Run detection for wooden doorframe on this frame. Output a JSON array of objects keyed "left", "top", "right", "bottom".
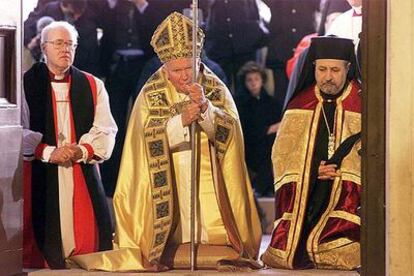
[{"left": 360, "top": 0, "right": 387, "bottom": 275}]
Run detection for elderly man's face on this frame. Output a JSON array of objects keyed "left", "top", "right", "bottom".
[
  {"left": 315, "top": 59, "right": 350, "bottom": 95},
  {"left": 164, "top": 57, "right": 198, "bottom": 94},
  {"left": 42, "top": 26, "right": 76, "bottom": 73}
]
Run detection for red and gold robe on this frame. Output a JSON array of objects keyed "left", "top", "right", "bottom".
[{"left": 262, "top": 80, "right": 361, "bottom": 270}]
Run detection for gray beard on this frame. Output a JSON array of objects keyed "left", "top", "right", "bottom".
[
  {"left": 321, "top": 89, "right": 340, "bottom": 95},
  {"left": 320, "top": 84, "right": 345, "bottom": 95}
]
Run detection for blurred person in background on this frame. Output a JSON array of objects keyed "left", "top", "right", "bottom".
[
  {"left": 327, "top": 0, "right": 362, "bottom": 47},
  {"left": 26, "top": 16, "right": 55, "bottom": 62},
  {"left": 286, "top": 0, "right": 351, "bottom": 79},
  {"left": 327, "top": 0, "right": 363, "bottom": 79},
  {"left": 284, "top": 0, "right": 351, "bottom": 109},
  {"left": 24, "top": 0, "right": 108, "bottom": 76},
  {"left": 201, "top": 0, "right": 269, "bottom": 95},
  {"left": 98, "top": 0, "right": 195, "bottom": 197},
  {"left": 236, "top": 61, "right": 282, "bottom": 197},
  {"left": 262, "top": 0, "right": 319, "bottom": 105}
]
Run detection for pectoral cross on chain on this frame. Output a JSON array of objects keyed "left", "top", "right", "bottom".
[
  {"left": 58, "top": 132, "right": 66, "bottom": 146},
  {"left": 328, "top": 133, "right": 335, "bottom": 159}
]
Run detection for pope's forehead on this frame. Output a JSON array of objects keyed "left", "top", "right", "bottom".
[{"left": 165, "top": 57, "right": 196, "bottom": 68}]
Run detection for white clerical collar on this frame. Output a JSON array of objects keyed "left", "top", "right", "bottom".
[
  {"left": 55, "top": 74, "right": 65, "bottom": 80},
  {"left": 49, "top": 69, "right": 70, "bottom": 83}
]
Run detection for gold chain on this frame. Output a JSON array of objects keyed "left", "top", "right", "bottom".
[
  {"left": 321, "top": 104, "right": 332, "bottom": 134},
  {"left": 321, "top": 103, "right": 336, "bottom": 159}
]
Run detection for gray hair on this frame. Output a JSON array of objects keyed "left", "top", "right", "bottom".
[{"left": 40, "top": 21, "right": 79, "bottom": 44}]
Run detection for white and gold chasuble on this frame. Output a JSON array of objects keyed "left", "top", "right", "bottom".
[{"left": 69, "top": 65, "right": 262, "bottom": 271}]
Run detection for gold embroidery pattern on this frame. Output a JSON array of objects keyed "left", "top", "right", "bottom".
[
  {"left": 149, "top": 109, "right": 171, "bottom": 117},
  {"left": 154, "top": 231, "right": 167, "bottom": 247},
  {"left": 143, "top": 81, "right": 174, "bottom": 262},
  {"left": 156, "top": 201, "right": 169, "bottom": 219},
  {"left": 305, "top": 83, "right": 361, "bottom": 269},
  {"left": 275, "top": 174, "right": 299, "bottom": 191},
  {"left": 169, "top": 100, "right": 191, "bottom": 116},
  {"left": 307, "top": 158, "right": 343, "bottom": 264},
  {"left": 147, "top": 70, "right": 162, "bottom": 82},
  {"left": 264, "top": 107, "right": 319, "bottom": 269},
  {"left": 316, "top": 241, "right": 360, "bottom": 270},
  {"left": 149, "top": 140, "right": 164, "bottom": 157},
  {"left": 261, "top": 245, "right": 290, "bottom": 269},
  {"left": 144, "top": 122, "right": 173, "bottom": 262},
  {"left": 341, "top": 172, "right": 361, "bottom": 186},
  {"left": 144, "top": 72, "right": 170, "bottom": 110},
  {"left": 216, "top": 125, "right": 230, "bottom": 143},
  {"left": 288, "top": 102, "right": 322, "bottom": 268},
  {"left": 147, "top": 117, "right": 168, "bottom": 128},
  {"left": 145, "top": 125, "right": 173, "bottom": 261},
  {"left": 205, "top": 87, "right": 223, "bottom": 104},
  {"left": 150, "top": 12, "right": 204, "bottom": 64},
  {"left": 214, "top": 111, "right": 234, "bottom": 161},
  {"left": 272, "top": 110, "right": 314, "bottom": 185},
  {"left": 343, "top": 111, "right": 361, "bottom": 136},
  {"left": 273, "top": 212, "right": 293, "bottom": 230},
  {"left": 155, "top": 26, "right": 170, "bottom": 49},
  {"left": 200, "top": 66, "right": 225, "bottom": 106},
  {"left": 143, "top": 72, "right": 167, "bottom": 92},
  {"left": 142, "top": 65, "right": 235, "bottom": 263},
  {"left": 306, "top": 109, "right": 361, "bottom": 269},
  {"left": 265, "top": 83, "right": 361, "bottom": 269},
  {"left": 147, "top": 91, "right": 169, "bottom": 107},
  {"left": 317, "top": 237, "right": 354, "bottom": 252},
  {"left": 153, "top": 170, "right": 168, "bottom": 188},
  {"left": 330, "top": 210, "right": 361, "bottom": 226},
  {"left": 143, "top": 81, "right": 168, "bottom": 93}
]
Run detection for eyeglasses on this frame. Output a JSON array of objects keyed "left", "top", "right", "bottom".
[{"left": 44, "top": 39, "right": 78, "bottom": 50}]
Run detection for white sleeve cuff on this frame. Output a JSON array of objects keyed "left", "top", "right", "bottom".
[
  {"left": 42, "top": 146, "right": 56, "bottom": 163},
  {"left": 76, "top": 145, "right": 89, "bottom": 163},
  {"left": 23, "top": 129, "right": 43, "bottom": 157},
  {"left": 166, "top": 115, "right": 190, "bottom": 149}
]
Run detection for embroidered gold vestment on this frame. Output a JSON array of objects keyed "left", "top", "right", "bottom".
[{"left": 70, "top": 65, "right": 261, "bottom": 271}]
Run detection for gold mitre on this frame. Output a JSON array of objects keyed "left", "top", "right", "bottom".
[{"left": 150, "top": 12, "right": 205, "bottom": 64}]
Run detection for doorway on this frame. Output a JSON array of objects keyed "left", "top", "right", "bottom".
[{"left": 360, "top": 0, "right": 386, "bottom": 275}]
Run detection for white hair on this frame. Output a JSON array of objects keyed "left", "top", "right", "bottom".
[{"left": 40, "top": 21, "right": 79, "bottom": 44}]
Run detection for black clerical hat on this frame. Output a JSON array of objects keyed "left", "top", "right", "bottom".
[
  {"left": 310, "top": 36, "right": 355, "bottom": 61},
  {"left": 283, "top": 36, "right": 359, "bottom": 109}
]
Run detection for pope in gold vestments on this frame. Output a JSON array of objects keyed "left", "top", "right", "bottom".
[{"left": 70, "top": 12, "right": 261, "bottom": 272}]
